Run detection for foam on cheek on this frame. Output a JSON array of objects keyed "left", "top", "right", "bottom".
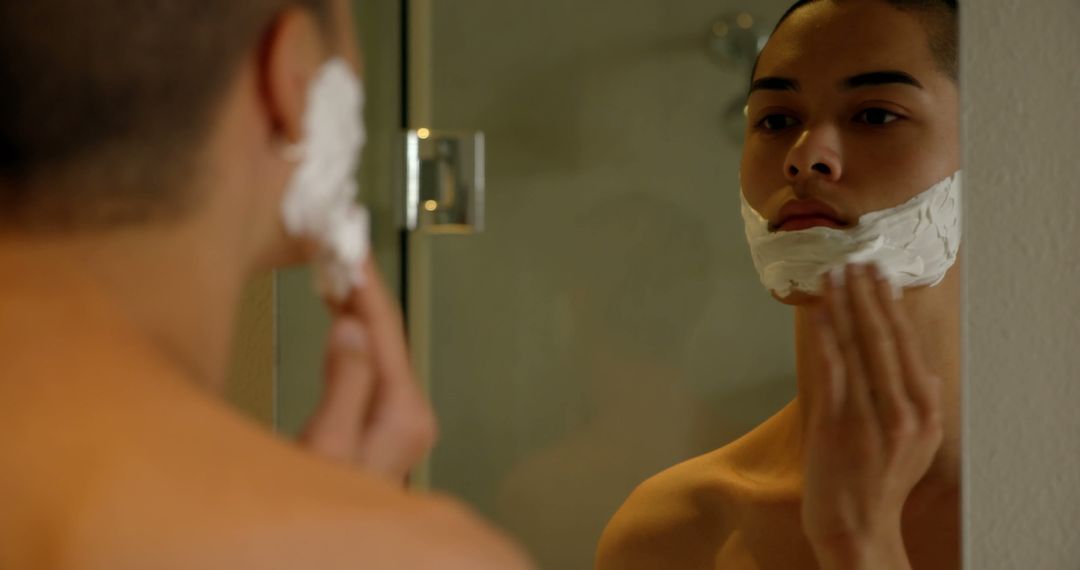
[
  {"left": 740, "top": 171, "right": 962, "bottom": 298},
  {"left": 280, "top": 58, "right": 370, "bottom": 302}
]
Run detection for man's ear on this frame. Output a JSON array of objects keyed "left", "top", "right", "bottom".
[{"left": 258, "top": 8, "right": 325, "bottom": 144}]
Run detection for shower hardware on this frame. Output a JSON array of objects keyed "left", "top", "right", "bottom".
[
  {"left": 401, "top": 129, "right": 486, "bottom": 234},
  {"left": 707, "top": 12, "right": 769, "bottom": 145},
  {"left": 707, "top": 12, "right": 768, "bottom": 70}
]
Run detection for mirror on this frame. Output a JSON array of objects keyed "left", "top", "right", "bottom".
[{"left": 277, "top": 0, "right": 961, "bottom": 568}]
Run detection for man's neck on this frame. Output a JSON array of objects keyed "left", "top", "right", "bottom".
[
  {"left": 0, "top": 221, "right": 251, "bottom": 390},
  {"left": 793, "top": 268, "right": 963, "bottom": 494}
]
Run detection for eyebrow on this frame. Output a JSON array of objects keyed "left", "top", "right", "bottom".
[
  {"left": 748, "top": 70, "right": 924, "bottom": 95},
  {"left": 748, "top": 76, "right": 798, "bottom": 94},
  {"left": 842, "top": 70, "right": 924, "bottom": 90}
]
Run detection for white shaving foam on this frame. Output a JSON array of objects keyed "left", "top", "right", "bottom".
[
  {"left": 281, "top": 58, "right": 370, "bottom": 302},
  {"left": 740, "top": 171, "right": 962, "bottom": 298}
]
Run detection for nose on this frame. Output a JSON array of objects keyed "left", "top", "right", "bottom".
[{"left": 784, "top": 128, "right": 842, "bottom": 185}]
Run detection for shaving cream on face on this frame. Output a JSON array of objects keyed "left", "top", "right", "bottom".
[
  {"left": 281, "top": 58, "right": 370, "bottom": 302},
  {"left": 740, "top": 171, "right": 962, "bottom": 298}
]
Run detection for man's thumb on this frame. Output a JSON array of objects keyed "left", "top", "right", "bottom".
[{"left": 300, "top": 319, "right": 374, "bottom": 461}]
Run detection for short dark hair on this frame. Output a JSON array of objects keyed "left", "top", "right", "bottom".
[
  {"left": 0, "top": 0, "right": 330, "bottom": 231},
  {"left": 752, "top": 0, "right": 959, "bottom": 83}
]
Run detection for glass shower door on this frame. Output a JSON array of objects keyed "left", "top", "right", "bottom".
[{"left": 408, "top": 1, "right": 796, "bottom": 567}]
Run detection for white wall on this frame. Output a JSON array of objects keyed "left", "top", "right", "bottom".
[{"left": 964, "top": 1, "right": 1080, "bottom": 568}]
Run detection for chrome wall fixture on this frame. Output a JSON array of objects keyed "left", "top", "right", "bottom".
[{"left": 402, "top": 129, "right": 486, "bottom": 234}]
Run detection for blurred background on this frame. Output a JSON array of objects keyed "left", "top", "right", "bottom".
[{"left": 252, "top": 1, "right": 798, "bottom": 568}]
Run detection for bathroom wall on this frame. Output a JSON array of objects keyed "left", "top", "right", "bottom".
[{"left": 964, "top": 1, "right": 1080, "bottom": 568}]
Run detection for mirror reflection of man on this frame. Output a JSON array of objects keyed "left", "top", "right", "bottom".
[
  {"left": 598, "top": 1, "right": 962, "bottom": 568},
  {"left": 0, "top": 1, "right": 532, "bottom": 568}
]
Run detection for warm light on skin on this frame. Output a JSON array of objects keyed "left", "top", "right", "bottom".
[{"left": 740, "top": 1, "right": 960, "bottom": 306}]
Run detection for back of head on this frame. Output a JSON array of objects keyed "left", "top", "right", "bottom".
[{"left": 0, "top": 0, "right": 327, "bottom": 231}]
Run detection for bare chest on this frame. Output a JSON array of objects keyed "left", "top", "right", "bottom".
[
  {"left": 712, "top": 509, "right": 960, "bottom": 570},
  {"left": 713, "top": 511, "right": 817, "bottom": 570}
]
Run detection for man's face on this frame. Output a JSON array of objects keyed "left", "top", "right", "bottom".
[{"left": 740, "top": 1, "right": 959, "bottom": 235}]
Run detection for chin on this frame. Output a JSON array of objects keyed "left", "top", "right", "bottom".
[{"left": 771, "top": 289, "right": 822, "bottom": 306}]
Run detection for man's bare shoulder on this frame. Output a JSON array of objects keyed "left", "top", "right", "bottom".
[
  {"left": 0, "top": 364, "right": 531, "bottom": 569},
  {"left": 14, "top": 404, "right": 529, "bottom": 569},
  {"left": 596, "top": 405, "right": 800, "bottom": 570},
  {"left": 105, "top": 491, "right": 533, "bottom": 570},
  {"left": 199, "top": 425, "right": 534, "bottom": 570},
  {"left": 595, "top": 447, "right": 739, "bottom": 570}
]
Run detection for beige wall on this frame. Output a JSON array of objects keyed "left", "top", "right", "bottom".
[{"left": 964, "top": 1, "right": 1080, "bottom": 568}]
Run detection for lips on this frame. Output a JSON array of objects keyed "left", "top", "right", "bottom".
[
  {"left": 776, "top": 215, "right": 848, "bottom": 231},
  {"left": 772, "top": 199, "right": 850, "bottom": 232}
]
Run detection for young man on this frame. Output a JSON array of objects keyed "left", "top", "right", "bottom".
[
  {"left": 597, "top": 1, "right": 961, "bottom": 569},
  {"left": 0, "top": 1, "right": 532, "bottom": 568}
]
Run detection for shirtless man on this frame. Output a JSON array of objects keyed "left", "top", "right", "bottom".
[
  {"left": 0, "top": 1, "right": 532, "bottom": 568},
  {"left": 597, "top": 1, "right": 961, "bottom": 568}
]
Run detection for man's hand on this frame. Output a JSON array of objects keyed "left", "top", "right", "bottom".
[
  {"left": 801, "top": 263, "right": 944, "bottom": 570},
  {"left": 299, "top": 257, "right": 438, "bottom": 483}
]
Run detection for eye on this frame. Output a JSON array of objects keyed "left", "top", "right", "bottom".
[
  {"left": 855, "top": 108, "right": 901, "bottom": 125},
  {"left": 756, "top": 114, "right": 799, "bottom": 131}
]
